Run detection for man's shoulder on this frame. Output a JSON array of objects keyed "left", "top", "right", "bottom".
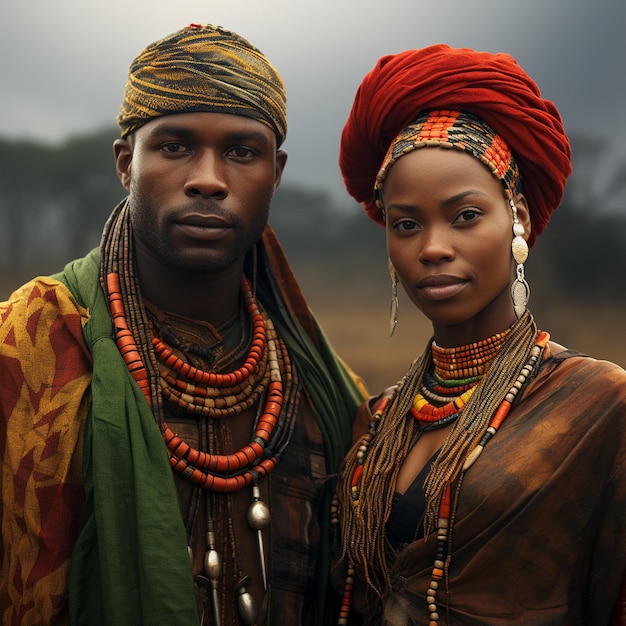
[
  {"left": 1, "top": 274, "right": 92, "bottom": 361},
  {"left": 2, "top": 274, "right": 90, "bottom": 320}
]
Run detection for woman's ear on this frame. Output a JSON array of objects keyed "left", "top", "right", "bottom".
[
  {"left": 512, "top": 193, "right": 531, "bottom": 242},
  {"left": 113, "top": 138, "right": 133, "bottom": 190}
]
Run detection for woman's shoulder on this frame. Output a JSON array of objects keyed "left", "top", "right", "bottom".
[
  {"left": 546, "top": 340, "right": 626, "bottom": 375},
  {"left": 539, "top": 341, "right": 626, "bottom": 403}
]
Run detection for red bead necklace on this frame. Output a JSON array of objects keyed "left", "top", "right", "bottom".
[
  {"left": 150, "top": 280, "right": 267, "bottom": 389},
  {"left": 107, "top": 272, "right": 287, "bottom": 493}
]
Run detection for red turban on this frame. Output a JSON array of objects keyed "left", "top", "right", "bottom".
[{"left": 339, "top": 44, "right": 572, "bottom": 246}]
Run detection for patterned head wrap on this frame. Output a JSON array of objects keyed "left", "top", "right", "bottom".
[
  {"left": 117, "top": 24, "right": 287, "bottom": 145},
  {"left": 374, "top": 109, "right": 521, "bottom": 210},
  {"left": 340, "top": 44, "right": 572, "bottom": 246}
]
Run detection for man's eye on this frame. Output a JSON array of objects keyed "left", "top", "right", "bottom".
[
  {"left": 229, "top": 147, "right": 255, "bottom": 158},
  {"left": 162, "top": 143, "right": 188, "bottom": 153}
]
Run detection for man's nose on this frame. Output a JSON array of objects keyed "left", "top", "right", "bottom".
[{"left": 184, "top": 152, "right": 228, "bottom": 198}]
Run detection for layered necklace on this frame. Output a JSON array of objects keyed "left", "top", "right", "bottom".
[
  {"left": 335, "top": 313, "right": 549, "bottom": 625},
  {"left": 100, "top": 202, "right": 299, "bottom": 626},
  {"left": 411, "top": 329, "right": 511, "bottom": 431},
  {"left": 152, "top": 278, "right": 296, "bottom": 493}
]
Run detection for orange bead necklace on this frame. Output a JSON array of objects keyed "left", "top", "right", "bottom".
[
  {"left": 107, "top": 272, "right": 295, "bottom": 493},
  {"left": 336, "top": 329, "right": 550, "bottom": 625},
  {"left": 409, "top": 330, "right": 511, "bottom": 429}
]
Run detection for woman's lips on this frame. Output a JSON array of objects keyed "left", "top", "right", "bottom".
[{"left": 417, "top": 276, "right": 468, "bottom": 300}]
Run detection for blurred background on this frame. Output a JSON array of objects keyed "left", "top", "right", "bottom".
[{"left": 1, "top": 0, "right": 625, "bottom": 391}]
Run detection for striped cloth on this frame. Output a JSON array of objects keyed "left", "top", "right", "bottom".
[
  {"left": 374, "top": 109, "right": 522, "bottom": 211},
  {"left": 117, "top": 23, "right": 287, "bottom": 145}
]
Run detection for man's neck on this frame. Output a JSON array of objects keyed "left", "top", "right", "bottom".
[{"left": 137, "top": 261, "right": 244, "bottom": 327}]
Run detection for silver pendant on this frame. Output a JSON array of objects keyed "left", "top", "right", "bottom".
[
  {"left": 247, "top": 483, "right": 271, "bottom": 590},
  {"left": 204, "top": 530, "right": 222, "bottom": 626},
  {"left": 236, "top": 576, "right": 259, "bottom": 625}
]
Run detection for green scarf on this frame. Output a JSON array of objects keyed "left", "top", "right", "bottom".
[{"left": 59, "top": 249, "right": 199, "bottom": 625}]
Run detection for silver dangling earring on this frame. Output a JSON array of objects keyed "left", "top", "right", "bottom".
[
  {"left": 388, "top": 258, "right": 399, "bottom": 336},
  {"left": 510, "top": 198, "right": 530, "bottom": 317}
]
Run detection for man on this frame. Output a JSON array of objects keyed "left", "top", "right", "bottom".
[{"left": 0, "top": 24, "right": 364, "bottom": 625}]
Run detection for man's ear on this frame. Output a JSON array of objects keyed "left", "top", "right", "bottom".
[
  {"left": 512, "top": 193, "right": 531, "bottom": 242},
  {"left": 113, "top": 138, "right": 133, "bottom": 190},
  {"left": 273, "top": 149, "right": 288, "bottom": 191}
]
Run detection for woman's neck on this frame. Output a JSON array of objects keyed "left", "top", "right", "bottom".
[{"left": 431, "top": 326, "right": 512, "bottom": 381}]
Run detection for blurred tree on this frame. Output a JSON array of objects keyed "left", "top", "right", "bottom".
[
  {"left": 0, "top": 129, "right": 122, "bottom": 280},
  {"left": 529, "top": 135, "right": 626, "bottom": 302},
  {"left": 0, "top": 141, "right": 55, "bottom": 270}
]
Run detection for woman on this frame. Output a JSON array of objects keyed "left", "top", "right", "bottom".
[{"left": 332, "top": 45, "right": 626, "bottom": 625}]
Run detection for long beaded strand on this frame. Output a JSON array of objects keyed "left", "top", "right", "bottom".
[
  {"left": 424, "top": 331, "right": 549, "bottom": 625},
  {"left": 107, "top": 271, "right": 152, "bottom": 404},
  {"left": 334, "top": 396, "right": 390, "bottom": 626}
]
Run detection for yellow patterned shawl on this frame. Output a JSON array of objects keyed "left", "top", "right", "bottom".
[{"left": 0, "top": 278, "right": 91, "bottom": 624}]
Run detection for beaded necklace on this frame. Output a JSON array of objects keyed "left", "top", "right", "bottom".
[
  {"left": 410, "top": 329, "right": 511, "bottom": 430},
  {"left": 108, "top": 268, "right": 298, "bottom": 624},
  {"left": 108, "top": 272, "right": 296, "bottom": 493},
  {"left": 424, "top": 332, "right": 548, "bottom": 625},
  {"left": 335, "top": 315, "right": 549, "bottom": 625},
  {"left": 431, "top": 329, "right": 510, "bottom": 380}
]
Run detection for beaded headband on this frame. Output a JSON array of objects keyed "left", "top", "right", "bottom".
[{"left": 374, "top": 109, "right": 522, "bottom": 213}]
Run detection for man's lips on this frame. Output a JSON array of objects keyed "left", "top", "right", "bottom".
[
  {"left": 416, "top": 275, "right": 468, "bottom": 300},
  {"left": 173, "top": 213, "right": 232, "bottom": 240}
]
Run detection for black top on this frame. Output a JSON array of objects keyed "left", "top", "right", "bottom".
[{"left": 386, "top": 451, "right": 438, "bottom": 550}]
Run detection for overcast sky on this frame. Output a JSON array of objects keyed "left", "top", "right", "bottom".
[{"left": 1, "top": 0, "right": 624, "bottom": 202}]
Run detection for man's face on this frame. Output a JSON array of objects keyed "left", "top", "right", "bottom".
[{"left": 115, "top": 111, "right": 286, "bottom": 277}]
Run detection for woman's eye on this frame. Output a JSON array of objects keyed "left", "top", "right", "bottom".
[
  {"left": 456, "top": 209, "right": 480, "bottom": 223},
  {"left": 393, "top": 219, "right": 420, "bottom": 232}
]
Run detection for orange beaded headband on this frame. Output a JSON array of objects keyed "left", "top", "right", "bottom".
[{"left": 374, "top": 109, "right": 522, "bottom": 212}]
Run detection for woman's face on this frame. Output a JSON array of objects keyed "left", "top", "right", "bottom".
[{"left": 382, "top": 147, "right": 530, "bottom": 345}]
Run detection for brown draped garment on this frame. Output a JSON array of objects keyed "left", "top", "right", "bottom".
[{"left": 342, "top": 348, "right": 626, "bottom": 625}]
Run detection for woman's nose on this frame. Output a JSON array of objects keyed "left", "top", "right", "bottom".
[{"left": 418, "top": 226, "right": 455, "bottom": 264}]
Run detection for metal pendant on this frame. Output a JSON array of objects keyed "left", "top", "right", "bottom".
[
  {"left": 204, "top": 531, "right": 222, "bottom": 626},
  {"left": 247, "top": 483, "right": 271, "bottom": 590},
  {"left": 236, "top": 576, "right": 259, "bottom": 625}
]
